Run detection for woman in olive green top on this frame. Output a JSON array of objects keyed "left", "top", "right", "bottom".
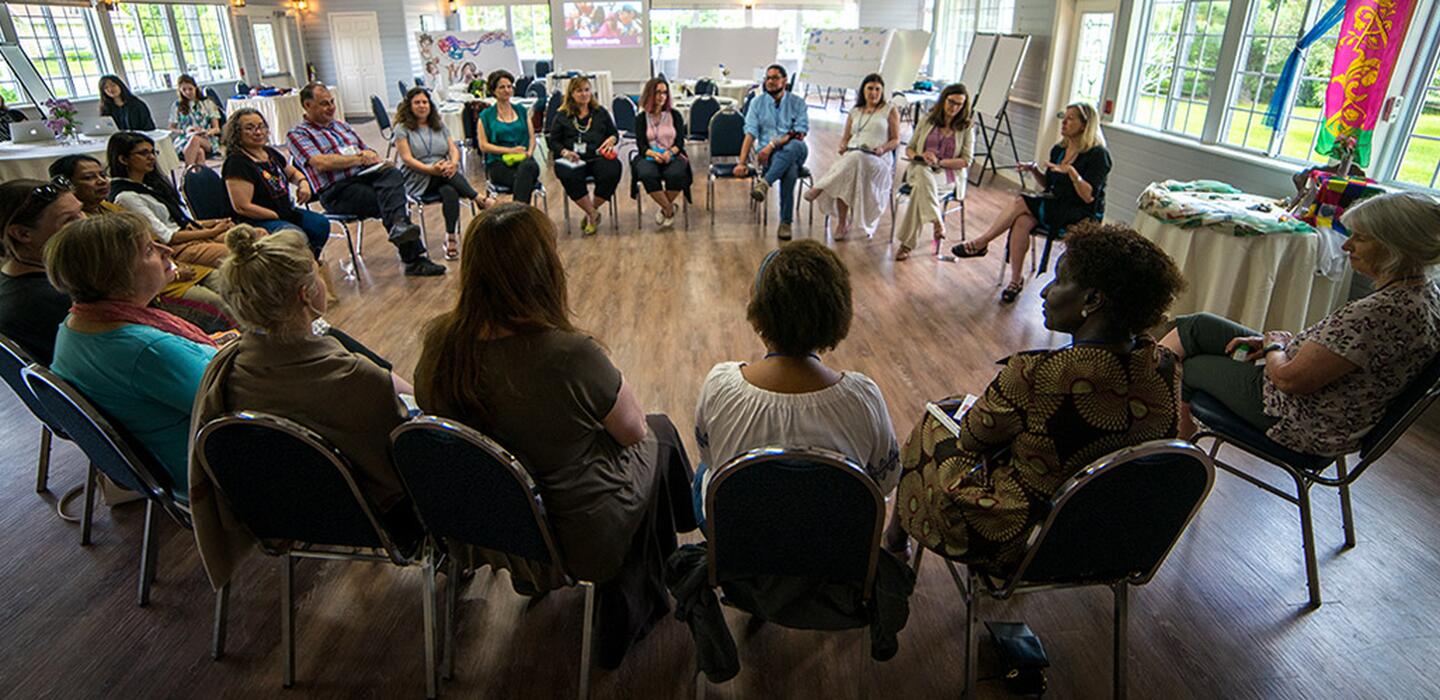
[
  {"left": 476, "top": 70, "right": 540, "bottom": 205},
  {"left": 414, "top": 203, "right": 695, "bottom": 671}
]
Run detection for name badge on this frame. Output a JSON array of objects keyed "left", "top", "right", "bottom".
[
  {"left": 575, "top": 141, "right": 587, "bottom": 155},
  {"left": 340, "top": 145, "right": 358, "bottom": 156}
]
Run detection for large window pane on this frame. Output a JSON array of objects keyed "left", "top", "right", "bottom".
[
  {"left": 976, "top": 0, "right": 1014, "bottom": 33},
  {"left": 10, "top": 4, "right": 109, "bottom": 99},
  {"left": 1128, "top": 0, "right": 1225, "bottom": 138},
  {"left": 175, "top": 5, "right": 237, "bottom": 83},
  {"left": 458, "top": 7, "right": 507, "bottom": 32},
  {"left": 929, "top": 0, "right": 977, "bottom": 81},
  {"left": 0, "top": 63, "right": 19, "bottom": 106},
  {"left": 650, "top": 9, "right": 744, "bottom": 62},
  {"left": 1396, "top": 58, "right": 1440, "bottom": 189},
  {"left": 253, "top": 22, "right": 283, "bottom": 76},
  {"left": 111, "top": 4, "right": 181, "bottom": 92},
  {"left": 754, "top": 5, "right": 858, "bottom": 62},
  {"left": 511, "top": 5, "right": 553, "bottom": 59}
]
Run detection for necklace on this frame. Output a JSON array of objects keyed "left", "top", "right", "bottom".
[
  {"left": 575, "top": 110, "right": 592, "bottom": 133},
  {"left": 852, "top": 105, "right": 880, "bottom": 141}
]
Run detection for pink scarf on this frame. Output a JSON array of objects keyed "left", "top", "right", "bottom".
[{"left": 70, "top": 301, "right": 219, "bottom": 348}]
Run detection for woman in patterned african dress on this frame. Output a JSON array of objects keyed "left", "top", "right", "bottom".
[{"left": 886, "top": 222, "right": 1187, "bottom": 572}]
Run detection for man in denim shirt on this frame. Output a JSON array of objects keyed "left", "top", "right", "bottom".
[{"left": 734, "top": 64, "right": 809, "bottom": 240}]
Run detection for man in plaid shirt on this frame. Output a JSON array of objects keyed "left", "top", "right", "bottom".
[{"left": 288, "top": 83, "right": 445, "bottom": 276}]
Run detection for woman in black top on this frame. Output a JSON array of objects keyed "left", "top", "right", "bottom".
[
  {"left": 953, "top": 102, "right": 1111, "bottom": 303},
  {"left": 220, "top": 108, "right": 331, "bottom": 257},
  {"left": 98, "top": 75, "right": 156, "bottom": 132},
  {"left": 632, "top": 77, "right": 691, "bottom": 229},
  {"left": 546, "top": 76, "right": 620, "bottom": 235}
]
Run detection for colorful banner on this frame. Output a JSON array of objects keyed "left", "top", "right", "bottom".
[{"left": 1316, "top": 0, "right": 1420, "bottom": 166}]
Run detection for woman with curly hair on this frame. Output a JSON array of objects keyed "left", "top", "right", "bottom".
[
  {"left": 221, "top": 108, "right": 332, "bottom": 258},
  {"left": 393, "top": 86, "right": 493, "bottom": 259},
  {"left": 887, "top": 222, "right": 1185, "bottom": 569}
]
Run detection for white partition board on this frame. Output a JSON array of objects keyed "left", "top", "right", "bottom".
[
  {"left": 975, "top": 34, "right": 1028, "bottom": 117},
  {"left": 879, "top": 30, "right": 931, "bottom": 92},
  {"left": 677, "top": 28, "right": 778, "bottom": 80},
  {"left": 416, "top": 31, "right": 522, "bottom": 87},
  {"left": 798, "top": 29, "right": 889, "bottom": 92},
  {"left": 958, "top": 33, "right": 996, "bottom": 93}
]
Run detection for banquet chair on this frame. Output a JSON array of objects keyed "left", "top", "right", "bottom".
[
  {"left": 195, "top": 411, "right": 434, "bottom": 695},
  {"left": 486, "top": 177, "right": 549, "bottom": 210},
  {"left": 560, "top": 175, "right": 620, "bottom": 234},
  {"left": 997, "top": 206, "right": 1104, "bottom": 286},
  {"left": 627, "top": 150, "right": 690, "bottom": 229},
  {"left": 706, "top": 109, "right": 750, "bottom": 224},
  {"left": 397, "top": 80, "right": 409, "bottom": 97},
  {"left": 685, "top": 96, "right": 720, "bottom": 154},
  {"left": 515, "top": 75, "right": 535, "bottom": 98},
  {"left": 302, "top": 191, "right": 366, "bottom": 284},
  {"left": 1189, "top": 353, "right": 1440, "bottom": 609},
  {"left": 406, "top": 191, "right": 479, "bottom": 246},
  {"left": 612, "top": 95, "right": 638, "bottom": 143},
  {"left": 697, "top": 446, "right": 884, "bottom": 693},
  {"left": 890, "top": 163, "right": 966, "bottom": 243},
  {"left": 390, "top": 416, "right": 599, "bottom": 700},
  {"left": 535, "top": 60, "right": 552, "bottom": 78},
  {"left": 204, "top": 88, "right": 227, "bottom": 127},
  {"left": 693, "top": 78, "right": 717, "bottom": 97},
  {"left": 526, "top": 81, "right": 547, "bottom": 102},
  {"left": 0, "top": 334, "right": 69, "bottom": 495},
  {"left": 914, "top": 440, "right": 1214, "bottom": 699},
  {"left": 544, "top": 91, "right": 563, "bottom": 132},
  {"left": 414, "top": 75, "right": 426, "bottom": 87},
  {"left": 370, "top": 95, "right": 396, "bottom": 160},
  {"left": 181, "top": 165, "right": 235, "bottom": 221}
]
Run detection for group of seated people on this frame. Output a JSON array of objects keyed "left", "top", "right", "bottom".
[{"left": 4, "top": 158, "right": 1439, "bottom": 669}]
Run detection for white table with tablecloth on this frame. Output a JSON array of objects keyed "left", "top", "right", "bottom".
[
  {"left": 672, "top": 96, "right": 737, "bottom": 130},
  {"left": 226, "top": 85, "right": 345, "bottom": 147},
  {"left": 1134, "top": 210, "right": 1353, "bottom": 333},
  {"left": 547, "top": 72, "right": 613, "bottom": 111},
  {"left": 0, "top": 130, "right": 181, "bottom": 181},
  {"left": 678, "top": 78, "right": 755, "bottom": 102}
]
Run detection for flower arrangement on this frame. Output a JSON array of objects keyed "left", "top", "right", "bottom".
[
  {"left": 1329, "top": 132, "right": 1359, "bottom": 173},
  {"left": 44, "top": 98, "right": 80, "bottom": 141}
]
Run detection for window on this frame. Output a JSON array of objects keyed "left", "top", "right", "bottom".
[
  {"left": 1222, "top": 0, "right": 1340, "bottom": 163},
  {"left": 253, "top": 22, "right": 283, "bottom": 76},
  {"left": 110, "top": 4, "right": 181, "bottom": 92},
  {"left": 1130, "top": 0, "right": 1228, "bottom": 138},
  {"left": 0, "top": 63, "right": 19, "bottom": 106},
  {"left": 928, "top": 0, "right": 1014, "bottom": 80},
  {"left": 752, "top": 5, "right": 859, "bottom": 61},
  {"left": 174, "top": 4, "right": 237, "bottom": 84},
  {"left": 976, "top": 0, "right": 1015, "bottom": 33},
  {"left": 420, "top": 14, "right": 445, "bottom": 32},
  {"left": 510, "top": 5, "right": 553, "bottom": 59},
  {"left": 1396, "top": 58, "right": 1440, "bottom": 188},
  {"left": 9, "top": 4, "right": 110, "bottom": 99},
  {"left": 459, "top": 6, "right": 507, "bottom": 32},
  {"left": 649, "top": 9, "right": 745, "bottom": 61}
]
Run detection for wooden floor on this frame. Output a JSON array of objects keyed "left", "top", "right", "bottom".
[{"left": 3, "top": 107, "right": 1439, "bottom": 699}]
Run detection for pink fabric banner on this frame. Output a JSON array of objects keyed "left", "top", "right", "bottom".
[{"left": 1317, "top": 0, "right": 1419, "bottom": 167}]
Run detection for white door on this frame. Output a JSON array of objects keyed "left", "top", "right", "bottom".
[
  {"left": 328, "top": 12, "right": 387, "bottom": 118},
  {"left": 1066, "top": 2, "right": 1117, "bottom": 110}
]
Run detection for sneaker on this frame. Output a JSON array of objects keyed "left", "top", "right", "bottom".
[
  {"left": 661, "top": 213, "right": 675, "bottom": 229},
  {"left": 404, "top": 257, "right": 446, "bottom": 276},
  {"left": 751, "top": 179, "right": 770, "bottom": 202},
  {"left": 777, "top": 222, "right": 792, "bottom": 240},
  {"left": 654, "top": 208, "right": 667, "bottom": 226},
  {"left": 581, "top": 218, "right": 598, "bottom": 236}
]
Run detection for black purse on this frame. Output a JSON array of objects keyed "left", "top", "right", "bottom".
[{"left": 985, "top": 621, "right": 1049, "bottom": 696}]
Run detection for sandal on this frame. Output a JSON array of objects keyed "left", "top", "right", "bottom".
[
  {"left": 1000, "top": 281, "right": 1024, "bottom": 304},
  {"left": 444, "top": 233, "right": 460, "bottom": 260},
  {"left": 951, "top": 240, "right": 987, "bottom": 258},
  {"left": 894, "top": 245, "right": 912, "bottom": 261}
]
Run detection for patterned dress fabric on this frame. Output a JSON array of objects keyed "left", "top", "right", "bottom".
[{"left": 897, "top": 338, "right": 1179, "bottom": 572}]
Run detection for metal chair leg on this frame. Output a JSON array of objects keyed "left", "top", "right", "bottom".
[
  {"left": 444, "top": 553, "right": 459, "bottom": 680},
  {"left": 1335, "top": 456, "right": 1356, "bottom": 548},
  {"left": 1296, "top": 480, "right": 1322, "bottom": 608},
  {"left": 578, "top": 580, "right": 596, "bottom": 700},
  {"left": 213, "top": 583, "right": 230, "bottom": 660},
  {"left": 961, "top": 567, "right": 980, "bottom": 697},
  {"left": 35, "top": 426, "right": 51, "bottom": 493},
  {"left": 137, "top": 498, "right": 158, "bottom": 607},
  {"left": 81, "top": 462, "right": 96, "bottom": 545},
  {"left": 1113, "top": 582, "right": 1128, "bottom": 700},
  {"left": 282, "top": 554, "right": 296, "bottom": 687},
  {"left": 423, "top": 556, "right": 438, "bottom": 699}
]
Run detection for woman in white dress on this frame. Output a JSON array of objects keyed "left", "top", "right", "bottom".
[
  {"left": 892, "top": 82, "right": 973, "bottom": 261},
  {"left": 804, "top": 74, "right": 901, "bottom": 240}
]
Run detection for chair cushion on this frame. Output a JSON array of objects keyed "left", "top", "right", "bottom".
[{"left": 1189, "top": 391, "right": 1336, "bottom": 472}]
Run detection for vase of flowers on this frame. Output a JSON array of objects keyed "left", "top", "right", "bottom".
[
  {"left": 1330, "top": 133, "right": 1359, "bottom": 176},
  {"left": 44, "top": 98, "right": 80, "bottom": 143}
]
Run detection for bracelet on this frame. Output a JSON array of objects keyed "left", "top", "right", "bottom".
[{"left": 1263, "top": 342, "right": 1285, "bottom": 355}]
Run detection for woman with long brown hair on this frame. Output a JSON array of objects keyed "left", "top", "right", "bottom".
[
  {"left": 892, "top": 82, "right": 973, "bottom": 261},
  {"left": 414, "top": 202, "right": 695, "bottom": 670},
  {"left": 546, "top": 76, "right": 621, "bottom": 235},
  {"left": 633, "top": 77, "right": 692, "bottom": 228},
  {"left": 168, "top": 74, "right": 221, "bottom": 166},
  {"left": 393, "top": 86, "right": 492, "bottom": 259}
]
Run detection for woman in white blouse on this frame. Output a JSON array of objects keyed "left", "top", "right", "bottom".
[
  {"left": 692, "top": 240, "right": 899, "bottom": 526},
  {"left": 106, "top": 131, "right": 232, "bottom": 267},
  {"left": 804, "top": 74, "right": 901, "bottom": 240}
]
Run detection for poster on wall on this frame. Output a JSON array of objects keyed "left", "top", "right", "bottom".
[
  {"left": 416, "top": 30, "right": 523, "bottom": 89},
  {"left": 562, "top": 2, "right": 644, "bottom": 49}
]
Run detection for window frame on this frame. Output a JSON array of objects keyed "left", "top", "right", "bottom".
[
  {"left": 171, "top": 3, "right": 239, "bottom": 85},
  {"left": 926, "top": 0, "right": 1011, "bottom": 80},
  {"left": 458, "top": 4, "right": 553, "bottom": 60},
  {"left": 5, "top": 4, "right": 112, "bottom": 101},
  {"left": 252, "top": 20, "right": 284, "bottom": 78}
]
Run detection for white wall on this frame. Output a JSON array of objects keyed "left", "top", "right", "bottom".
[{"left": 858, "top": 0, "right": 927, "bottom": 30}]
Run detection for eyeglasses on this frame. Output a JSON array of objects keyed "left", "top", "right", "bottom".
[
  {"left": 2, "top": 176, "right": 70, "bottom": 232},
  {"left": 241, "top": 123, "right": 270, "bottom": 133}
]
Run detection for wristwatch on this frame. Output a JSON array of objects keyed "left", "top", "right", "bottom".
[{"left": 1262, "top": 342, "right": 1285, "bottom": 356}]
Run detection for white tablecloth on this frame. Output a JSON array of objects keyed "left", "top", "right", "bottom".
[
  {"left": 227, "top": 85, "right": 345, "bottom": 147},
  {"left": 0, "top": 130, "right": 181, "bottom": 181},
  {"left": 679, "top": 79, "right": 755, "bottom": 102},
  {"left": 439, "top": 105, "right": 465, "bottom": 143},
  {"left": 548, "top": 72, "right": 614, "bottom": 111},
  {"left": 1134, "top": 210, "right": 1353, "bottom": 333},
  {"left": 673, "top": 96, "right": 737, "bottom": 128}
]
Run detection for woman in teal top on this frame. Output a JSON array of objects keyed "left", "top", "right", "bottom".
[
  {"left": 476, "top": 70, "right": 540, "bottom": 205},
  {"left": 46, "top": 212, "right": 220, "bottom": 497}
]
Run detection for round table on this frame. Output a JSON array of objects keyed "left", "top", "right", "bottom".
[
  {"left": 679, "top": 79, "right": 755, "bottom": 102},
  {"left": 0, "top": 130, "right": 181, "bottom": 181},
  {"left": 227, "top": 85, "right": 345, "bottom": 147}
]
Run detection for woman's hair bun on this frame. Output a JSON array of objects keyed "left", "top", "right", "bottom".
[{"left": 225, "top": 225, "right": 261, "bottom": 261}]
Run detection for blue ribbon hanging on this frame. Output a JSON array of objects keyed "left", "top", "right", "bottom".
[{"left": 1263, "top": 0, "right": 1348, "bottom": 129}]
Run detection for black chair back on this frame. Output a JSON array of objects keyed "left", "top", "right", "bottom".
[
  {"left": 21, "top": 365, "right": 184, "bottom": 520},
  {"left": 544, "top": 91, "right": 562, "bottom": 131},
  {"left": 370, "top": 95, "right": 392, "bottom": 134},
  {"left": 204, "top": 87, "right": 227, "bottom": 123},
  {"left": 526, "top": 81, "right": 547, "bottom": 101},
  {"left": 397, "top": 80, "right": 408, "bottom": 97},
  {"left": 706, "top": 446, "right": 883, "bottom": 595},
  {"left": 708, "top": 110, "right": 746, "bottom": 159},
  {"left": 1010, "top": 440, "right": 1213, "bottom": 589},
  {"left": 234, "top": 81, "right": 251, "bottom": 95},
  {"left": 740, "top": 90, "right": 756, "bottom": 116},
  {"left": 515, "top": 75, "right": 535, "bottom": 97},
  {"left": 195, "top": 411, "right": 419, "bottom": 562},
  {"left": 1359, "top": 354, "right": 1440, "bottom": 461},
  {"left": 414, "top": 75, "right": 426, "bottom": 87},
  {"left": 182, "top": 165, "right": 235, "bottom": 220},
  {"left": 391, "top": 417, "right": 564, "bottom": 567},
  {"left": 535, "top": 60, "right": 552, "bottom": 78},
  {"left": 0, "top": 335, "right": 65, "bottom": 438},
  {"left": 612, "top": 96, "right": 637, "bottom": 135},
  {"left": 694, "top": 78, "right": 717, "bottom": 96},
  {"left": 688, "top": 97, "right": 720, "bottom": 140}
]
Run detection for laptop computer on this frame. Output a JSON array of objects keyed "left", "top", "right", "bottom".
[
  {"left": 81, "top": 116, "right": 118, "bottom": 137},
  {"left": 10, "top": 123, "right": 57, "bottom": 145}
]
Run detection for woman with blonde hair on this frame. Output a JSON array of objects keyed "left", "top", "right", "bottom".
[
  {"left": 891, "top": 83, "right": 973, "bottom": 261},
  {"left": 953, "top": 102, "right": 1111, "bottom": 303},
  {"left": 546, "top": 76, "right": 621, "bottom": 235},
  {"left": 414, "top": 202, "right": 695, "bottom": 669},
  {"left": 188, "top": 226, "right": 413, "bottom": 591},
  {"left": 393, "top": 86, "right": 493, "bottom": 259}
]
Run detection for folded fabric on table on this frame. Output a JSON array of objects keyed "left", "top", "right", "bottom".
[{"left": 1137, "top": 180, "right": 1315, "bottom": 237}]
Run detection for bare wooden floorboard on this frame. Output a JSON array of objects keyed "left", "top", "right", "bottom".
[{"left": 1, "top": 108, "right": 1438, "bottom": 698}]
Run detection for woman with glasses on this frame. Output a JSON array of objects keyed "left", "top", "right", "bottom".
[
  {"left": 0, "top": 178, "right": 86, "bottom": 364},
  {"left": 221, "top": 107, "right": 332, "bottom": 258},
  {"left": 108, "top": 131, "right": 234, "bottom": 267},
  {"left": 891, "top": 83, "right": 973, "bottom": 261}
]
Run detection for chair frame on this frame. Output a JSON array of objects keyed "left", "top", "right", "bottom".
[
  {"left": 0, "top": 335, "right": 64, "bottom": 495},
  {"left": 390, "top": 416, "right": 598, "bottom": 699},
  {"left": 886, "top": 159, "right": 967, "bottom": 245},
  {"left": 627, "top": 148, "right": 690, "bottom": 230},
  {"left": 195, "top": 411, "right": 431, "bottom": 694},
  {"left": 705, "top": 108, "right": 751, "bottom": 224},
  {"left": 914, "top": 439, "right": 1214, "bottom": 699},
  {"left": 1190, "top": 362, "right": 1440, "bottom": 608}
]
